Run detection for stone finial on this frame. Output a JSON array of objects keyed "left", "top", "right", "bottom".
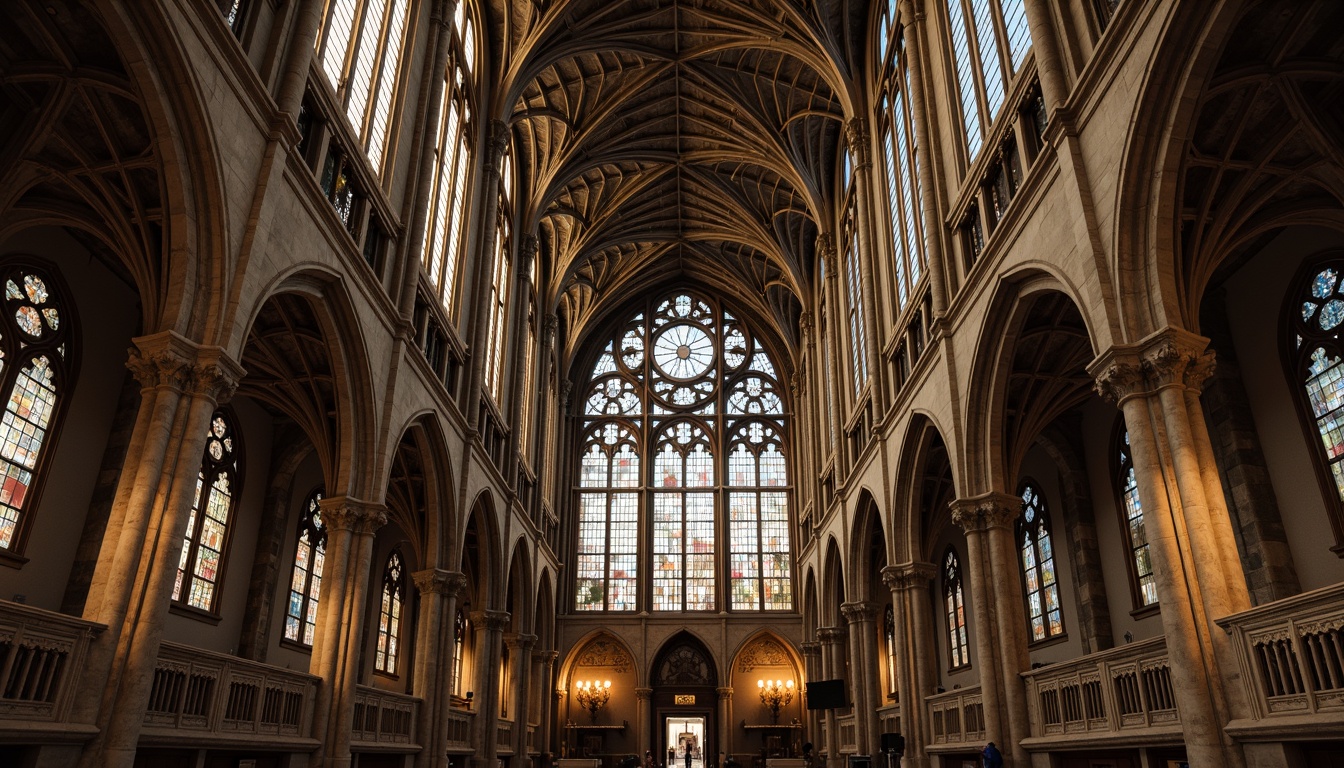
[
  {"left": 949, "top": 492, "right": 1020, "bottom": 533},
  {"left": 319, "top": 497, "right": 388, "bottom": 535}
]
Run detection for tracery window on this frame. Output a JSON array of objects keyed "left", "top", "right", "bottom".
[
  {"left": 0, "top": 263, "right": 74, "bottom": 555},
  {"left": 174, "top": 410, "right": 241, "bottom": 613},
  {"left": 1117, "top": 428, "right": 1156, "bottom": 607},
  {"left": 375, "top": 550, "right": 406, "bottom": 675},
  {"left": 284, "top": 490, "right": 326, "bottom": 646},
  {"left": 884, "top": 604, "right": 898, "bottom": 696},
  {"left": 1017, "top": 481, "right": 1063, "bottom": 641},
  {"left": 943, "top": 547, "right": 969, "bottom": 668},
  {"left": 421, "top": 3, "right": 476, "bottom": 316},
  {"left": 451, "top": 609, "right": 469, "bottom": 697},
  {"left": 485, "top": 151, "right": 514, "bottom": 402},
  {"left": 1286, "top": 256, "right": 1344, "bottom": 552},
  {"left": 944, "top": 0, "right": 1033, "bottom": 158},
  {"left": 574, "top": 292, "right": 793, "bottom": 612},
  {"left": 315, "top": 0, "right": 413, "bottom": 171},
  {"left": 877, "top": 11, "right": 928, "bottom": 313}
]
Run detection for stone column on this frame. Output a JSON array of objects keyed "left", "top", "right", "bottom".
[
  {"left": 975, "top": 494, "right": 1031, "bottom": 768},
  {"left": 846, "top": 117, "right": 887, "bottom": 408},
  {"left": 470, "top": 609, "right": 512, "bottom": 768},
  {"left": 414, "top": 570, "right": 469, "bottom": 768},
  {"left": 311, "top": 499, "right": 389, "bottom": 768},
  {"left": 817, "top": 627, "right": 847, "bottom": 768},
  {"left": 77, "top": 334, "right": 243, "bottom": 768},
  {"left": 635, "top": 687, "right": 654, "bottom": 757},
  {"left": 841, "top": 602, "right": 881, "bottom": 756},
  {"left": 818, "top": 236, "right": 844, "bottom": 459},
  {"left": 1019, "top": 0, "right": 1069, "bottom": 111},
  {"left": 508, "top": 633, "right": 539, "bottom": 768},
  {"left": 882, "top": 563, "right": 936, "bottom": 768},
  {"left": 717, "top": 686, "right": 734, "bottom": 757},
  {"left": 535, "top": 650, "right": 561, "bottom": 758},
  {"left": 799, "top": 642, "right": 823, "bottom": 756},
  {"left": 465, "top": 119, "right": 512, "bottom": 428},
  {"left": 948, "top": 500, "right": 1005, "bottom": 759},
  {"left": 1090, "top": 328, "right": 1252, "bottom": 768}
]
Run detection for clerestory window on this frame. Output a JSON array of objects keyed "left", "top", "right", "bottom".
[{"left": 944, "top": 0, "right": 1033, "bottom": 159}]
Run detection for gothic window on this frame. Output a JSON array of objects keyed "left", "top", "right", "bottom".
[
  {"left": 574, "top": 292, "right": 793, "bottom": 612},
  {"left": 284, "top": 490, "right": 326, "bottom": 646},
  {"left": 315, "top": 0, "right": 413, "bottom": 171},
  {"left": 0, "top": 263, "right": 75, "bottom": 556},
  {"left": 452, "top": 609, "right": 469, "bottom": 697},
  {"left": 877, "top": 14, "right": 928, "bottom": 314},
  {"left": 841, "top": 199, "right": 869, "bottom": 395},
  {"left": 174, "top": 410, "right": 241, "bottom": 613},
  {"left": 1286, "top": 256, "right": 1344, "bottom": 552},
  {"left": 1117, "top": 427, "right": 1157, "bottom": 607},
  {"left": 884, "top": 604, "right": 898, "bottom": 696},
  {"left": 1018, "top": 481, "right": 1063, "bottom": 641},
  {"left": 485, "top": 151, "right": 514, "bottom": 402},
  {"left": 944, "top": 0, "right": 1033, "bottom": 158},
  {"left": 375, "top": 550, "right": 406, "bottom": 675},
  {"left": 943, "top": 547, "right": 969, "bottom": 668},
  {"left": 421, "top": 3, "right": 477, "bottom": 317},
  {"left": 219, "top": 0, "right": 249, "bottom": 36}
]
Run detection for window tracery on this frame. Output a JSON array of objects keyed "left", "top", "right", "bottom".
[
  {"left": 574, "top": 292, "right": 792, "bottom": 613},
  {"left": 944, "top": 0, "right": 1033, "bottom": 159},
  {"left": 1117, "top": 428, "right": 1157, "bottom": 608},
  {"left": 284, "top": 489, "right": 326, "bottom": 647},
  {"left": 876, "top": 14, "right": 928, "bottom": 314},
  {"left": 174, "top": 410, "right": 241, "bottom": 613},
  {"left": 1017, "top": 482, "right": 1062, "bottom": 641},
  {"left": 943, "top": 547, "right": 969, "bottom": 668},
  {"left": 376, "top": 550, "right": 406, "bottom": 675}
]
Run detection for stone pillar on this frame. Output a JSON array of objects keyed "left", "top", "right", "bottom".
[
  {"left": 882, "top": 563, "right": 936, "bottom": 768},
  {"left": 818, "top": 236, "right": 844, "bottom": 459},
  {"left": 414, "top": 570, "right": 469, "bottom": 768},
  {"left": 841, "top": 602, "right": 881, "bottom": 756},
  {"left": 311, "top": 499, "right": 389, "bottom": 768},
  {"left": 975, "top": 495, "right": 1032, "bottom": 768},
  {"left": 508, "top": 633, "right": 539, "bottom": 768},
  {"left": 1019, "top": 0, "right": 1070, "bottom": 111},
  {"left": 948, "top": 500, "right": 1005, "bottom": 760},
  {"left": 470, "top": 609, "right": 512, "bottom": 768},
  {"left": 1090, "top": 328, "right": 1252, "bottom": 768},
  {"left": 799, "top": 642, "right": 823, "bottom": 758},
  {"left": 465, "top": 119, "right": 512, "bottom": 428},
  {"left": 846, "top": 116, "right": 886, "bottom": 408},
  {"left": 817, "top": 627, "right": 847, "bottom": 768},
  {"left": 535, "top": 650, "right": 560, "bottom": 758},
  {"left": 76, "top": 334, "right": 243, "bottom": 768},
  {"left": 717, "top": 686, "right": 734, "bottom": 757},
  {"left": 635, "top": 687, "right": 653, "bottom": 757}
]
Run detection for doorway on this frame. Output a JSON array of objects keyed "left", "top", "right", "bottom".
[{"left": 665, "top": 716, "right": 707, "bottom": 768}]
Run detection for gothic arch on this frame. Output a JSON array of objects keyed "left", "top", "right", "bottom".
[
  {"left": 387, "top": 413, "right": 458, "bottom": 568},
  {"left": 846, "top": 489, "right": 886, "bottom": 601},
  {"left": 650, "top": 630, "right": 721, "bottom": 688},
  {"left": 463, "top": 490, "right": 502, "bottom": 607},
  {"left": 821, "top": 536, "right": 845, "bottom": 627},
  {"left": 891, "top": 413, "right": 958, "bottom": 563}
]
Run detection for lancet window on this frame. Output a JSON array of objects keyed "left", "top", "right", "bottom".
[
  {"left": 1117, "top": 428, "right": 1157, "bottom": 607},
  {"left": 375, "top": 550, "right": 405, "bottom": 674},
  {"left": 284, "top": 490, "right": 326, "bottom": 646},
  {"left": 944, "top": 0, "right": 1033, "bottom": 158},
  {"left": 944, "top": 547, "right": 969, "bottom": 668},
  {"left": 876, "top": 14, "right": 928, "bottom": 313},
  {"left": 174, "top": 410, "right": 241, "bottom": 613},
  {"left": 1018, "top": 482, "right": 1063, "bottom": 641}
]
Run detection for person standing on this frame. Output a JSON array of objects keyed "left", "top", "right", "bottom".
[
  {"left": 684, "top": 747, "right": 693, "bottom": 768},
  {"left": 980, "top": 742, "right": 1003, "bottom": 768}
]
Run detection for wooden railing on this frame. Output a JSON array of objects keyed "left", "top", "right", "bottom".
[
  {"left": 0, "top": 600, "right": 102, "bottom": 739},
  {"left": 1218, "top": 581, "right": 1344, "bottom": 730},
  {"left": 445, "top": 707, "right": 474, "bottom": 752},
  {"left": 834, "top": 713, "right": 857, "bottom": 753},
  {"left": 143, "top": 642, "right": 317, "bottom": 746},
  {"left": 1021, "top": 636, "right": 1179, "bottom": 742},
  {"left": 351, "top": 685, "right": 419, "bottom": 749},
  {"left": 926, "top": 686, "right": 984, "bottom": 747}
]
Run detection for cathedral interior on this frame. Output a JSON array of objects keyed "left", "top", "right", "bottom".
[{"left": 1, "top": 0, "right": 1343, "bottom": 767}]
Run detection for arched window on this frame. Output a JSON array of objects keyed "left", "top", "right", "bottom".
[
  {"left": 1287, "top": 256, "right": 1344, "bottom": 552},
  {"left": 0, "top": 263, "right": 75, "bottom": 556},
  {"left": 314, "top": 0, "right": 413, "bottom": 171},
  {"left": 174, "top": 410, "right": 242, "bottom": 613},
  {"left": 574, "top": 292, "right": 793, "bottom": 612},
  {"left": 484, "top": 151, "right": 514, "bottom": 402},
  {"left": 1018, "top": 481, "right": 1063, "bottom": 641},
  {"left": 421, "top": 3, "right": 477, "bottom": 316},
  {"left": 876, "top": 10, "right": 928, "bottom": 313},
  {"left": 451, "top": 609, "right": 469, "bottom": 697},
  {"left": 884, "top": 604, "right": 898, "bottom": 697},
  {"left": 944, "top": 0, "right": 1033, "bottom": 158},
  {"left": 1116, "top": 427, "right": 1157, "bottom": 607},
  {"left": 375, "top": 550, "right": 406, "bottom": 675},
  {"left": 943, "top": 547, "right": 969, "bottom": 668},
  {"left": 284, "top": 489, "right": 326, "bottom": 646},
  {"left": 841, "top": 190, "right": 869, "bottom": 396}
]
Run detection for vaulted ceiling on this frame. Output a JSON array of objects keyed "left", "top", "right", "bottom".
[{"left": 488, "top": 0, "right": 868, "bottom": 365}]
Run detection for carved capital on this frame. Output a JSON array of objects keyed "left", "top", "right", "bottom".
[
  {"left": 412, "top": 568, "right": 452, "bottom": 595},
  {"left": 717, "top": 686, "right": 735, "bottom": 700},
  {"left": 518, "top": 233, "right": 539, "bottom": 279},
  {"left": 816, "top": 626, "right": 848, "bottom": 644},
  {"left": 799, "top": 311, "right": 814, "bottom": 338},
  {"left": 544, "top": 313, "right": 559, "bottom": 338},
  {"left": 189, "top": 350, "right": 245, "bottom": 404},
  {"left": 845, "top": 117, "right": 871, "bottom": 168},
  {"left": 535, "top": 649, "right": 560, "bottom": 666},
  {"left": 560, "top": 380, "right": 574, "bottom": 408},
  {"left": 882, "top": 562, "right": 936, "bottom": 591},
  {"left": 127, "top": 332, "right": 196, "bottom": 391},
  {"left": 319, "top": 497, "right": 388, "bottom": 535},
  {"left": 840, "top": 600, "right": 877, "bottom": 624},
  {"left": 635, "top": 686, "right": 653, "bottom": 701},
  {"left": 798, "top": 641, "right": 823, "bottom": 658},
  {"left": 505, "top": 632, "right": 538, "bottom": 651},
  {"left": 488, "top": 119, "right": 511, "bottom": 162},
  {"left": 470, "top": 608, "right": 512, "bottom": 632},
  {"left": 1088, "top": 327, "right": 1215, "bottom": 403},
  {"left": 949, "top": 492, "right": 1019, "bottom": 533},
  {"left": 815, "top": 232, "right": 837, "bottom": 271}
]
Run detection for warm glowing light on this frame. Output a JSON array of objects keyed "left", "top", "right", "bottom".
[
  {"left": 575, "top": 679, "right": 613, "bottom": 721},
  {"left": 757, "top": 678, "right": 795, "bottom": 723}
]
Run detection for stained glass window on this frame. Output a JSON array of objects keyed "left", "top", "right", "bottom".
[
  {"left": 452, "top": 609, "right": 469, "bottom": 696},
  {"left": 574, "top": 292, "right": 792, "bottom": 612},
  {"left": 376, "top": 550, "right": 405, "bottom": 674},
  {"left": 1117, "top": 429, "right": 1157, "bottom": 607},
  {"left": 174, "top": 410, "right": 241, "bottom": 613},
  {"left": 1018, "top": 482, "right": 1063, "bottom": 641},
  {"left": 884, "top": 604, "right": 898, "bottom": 696},
  {"left": 284, "top": 490, "right": 326, "bottom": 646},
  {"left": 944, "top": 548, "right": 970, "bottom": 668},
  {"left": 0, "top": 264, "right": 73, "bottom": 554},
  {"left": 877, "top": 20, "right": 929, "bottom": 315},
  {"left": 314, "top": 0, "right": 413, "bottom": 171},
  {"left": 421, "top": 6, "right": 476, "bottom": 317},
  {"left": 944, "top": 0, "right": 1034, "bottom": 161}
]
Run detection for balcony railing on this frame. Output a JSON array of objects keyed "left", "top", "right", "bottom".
[
  {"left": 876, "top": 701, "right": 900, "bottom": 737},
  {"left": 0, "top": 600, "right": 102, "bottom": 740},
  {"left": 926, "top": 686, "right": 985, "bottom": 748},
  {"left": 497, "top": 717, "right": 515, "bottom": 753},
  {"left": 446, "top": 707, "right": 474, "bottom": 752},
  {"left": 351, "top": 685, "right": 419, "bottom": 749},
  {"left": 527, "top": 722, "right": 538, "bottom": 753},
  {"left": 143, "top": 642, "right": 318, "bottom": 748},
  {"left": 1021, "top": 636, "right": 1179, "bottom": 744},
  {"left": 1218, "top": 581, "right": 1344, "bottom": 734},
  {"left": 834, "top": 712, "right": 857, "bottom": 754}
]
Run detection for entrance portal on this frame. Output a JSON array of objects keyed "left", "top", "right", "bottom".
[{"left": 665, "top": 716, "right": 707, "bottom": 768}]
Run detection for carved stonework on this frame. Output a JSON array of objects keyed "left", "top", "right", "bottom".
[
  {"left": 798, "top": 641, "right": 822, "bottom": 659},
  {"left": 658, "top": 644, "right": 713, "bottom": 685},
  {"left": 816, "top": 626, "right": 847, "bottom": 645},
  {"left": 320, "top": 498, "right": 388, "bottom": 535},
  {"left": 736, "top": 638, "right": 791, "bottom": 673},
  {"left": 190, "top": 348, "right": 245, "bottom": 403},
  {"left": 126, "top": 347, "right": 193, "bottom": 391},
  {"left": 840, "top": 601, "right": 877, "bottom": 625},
  {"left": 576, "top": 639, "right": 634, "bottom": 673},
  {"left": 845, "top": 117, "right": 872, "bottom": 169},
  {"left": 471, "top": 609, "right": 512, "bottom": 632},
  {"left": 1089, "top": 328, "right": 1216, "bottom": 403},
  {"left": 518, "top": 233, "right": 539, "bottom": 279},
  {"left": 881, "top": 562, "right": 936, "bottom": 591},
  {"left": 412, "top": 568, "right": 453, "bottom": 595},
  {"left": 506, "top": 633, "right": 538, "bottom": 651},
  {"left": 949, "top": 493, "right": 1019, "bottom": 533},
  {"left": 486, "top": 119, "right": 511, "bottom": 170}
]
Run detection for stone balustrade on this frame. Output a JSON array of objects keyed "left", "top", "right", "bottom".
[
  {"left": 497, "top": 716, "right": 515, "bottom": 753},
  {"left": 142, "top": 641, "right": 318, "bottom": 749},
  {"left": 0, "top": 600, "right": 102, "bottom": 743},
  {"left": 833, "top": 712, "right": 856, "bottom": 754},
  {"left": 1020, "top": 636, "right": 1180, "bottom": 748},
  {"left": 350, "top": 684, "right": 419, "bottom": 749},
  {"left": 445, "top": 706, "right": 474, "bottom": 753},
  {"left": 925, "top": 685, "right": 984, "bottom": 749},
  {"left": 1217, "top": 581, "right": 1344, "bottom": 739}
]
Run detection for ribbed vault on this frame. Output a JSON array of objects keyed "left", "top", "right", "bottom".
[{"left": 491, "top": 0, "right": 864, "bottom": 363}]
